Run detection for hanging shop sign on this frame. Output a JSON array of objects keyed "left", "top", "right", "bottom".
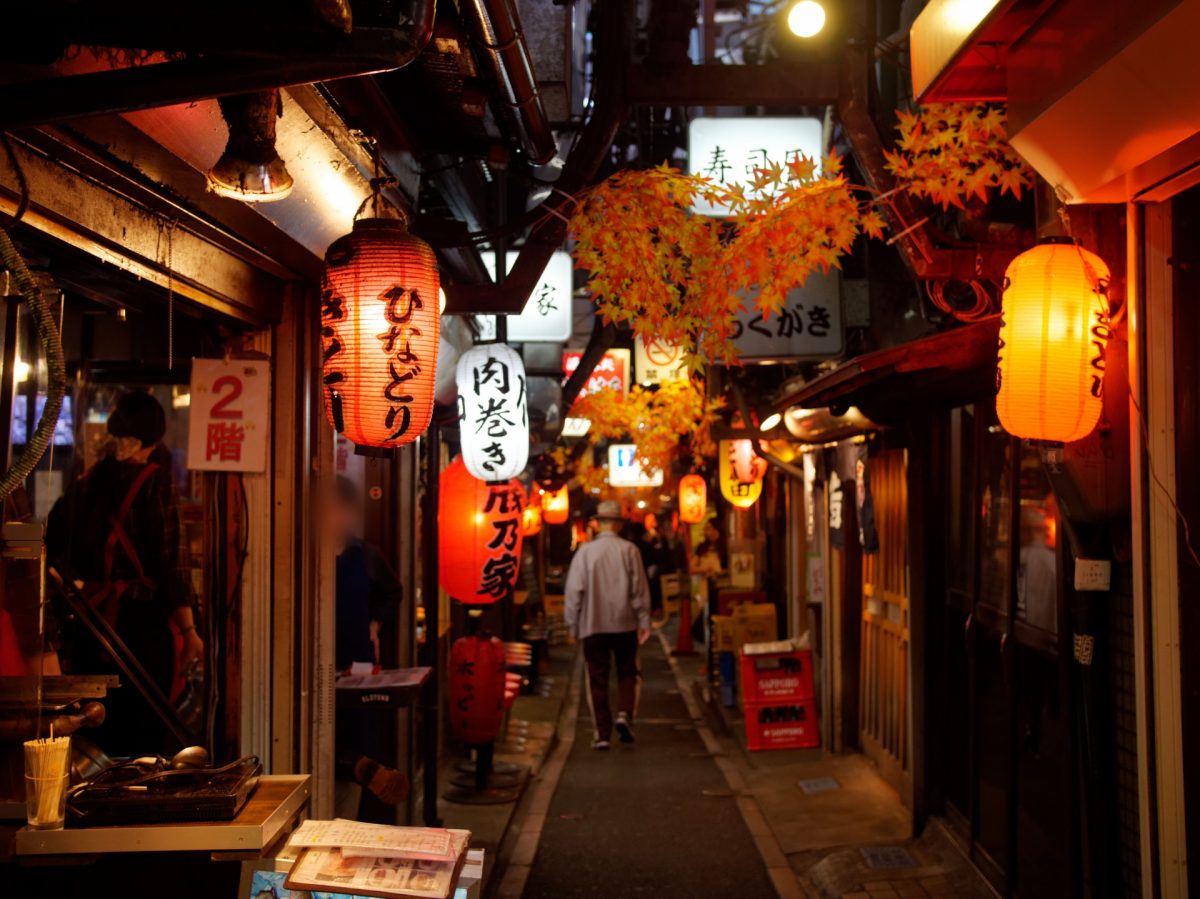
[
  {"left": 541, "top": 484, "right": 570, "bottom": 524},
  {"left": 438, "top": 457, "right": 525, "bottom": 604},
  {"left": 320, "top": 218, "right": 440, "bottom": 449},
  {"left": 688, "top": 116, "right": 824, "bottom": 216},
  {"left": 607, "top": 444, "right": 665, "bottom": 488},
  {"left": 996, "top": 241, "right": 1111, "bottom": 443},
  {"left": 678, "top": 474, "right": 707, "bottom": 524},
  {"left": 634, "top": 336, "right": 688, "bottom": 386},
  {"left": 475, "top": 251, "right": 574, "bottom": 343},
  {"left": 561, "top": 416, "right": 592, "bottom": 438},
  {"left": 719, "top": 439, "right": 764, "bottom": 509},
  {"left": 187, "top": 358, "right": 269, "bottom": 472},
  {"left": 732, "top": 271, "right": 843, "bottom": 361},
  {"left": 562, "top": 349, "right": 631, "bottom": 398},
  {"left": 828, "top": 463, "right": 846, "bottom": 550},
  {"left": 457, "top": 343, "right": 529, "bottom": 481}
]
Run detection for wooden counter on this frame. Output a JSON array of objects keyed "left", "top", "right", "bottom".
[{"left": 14, "top": 774, "right": 309, "bottom": 858}]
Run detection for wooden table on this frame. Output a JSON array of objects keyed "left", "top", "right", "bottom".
[{"left": 14, "top": 774, "right": 310, "bottom": 858}]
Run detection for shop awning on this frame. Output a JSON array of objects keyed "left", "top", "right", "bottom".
[{"left": 772, "top": 316, "right": 1001, "bottom": 419}]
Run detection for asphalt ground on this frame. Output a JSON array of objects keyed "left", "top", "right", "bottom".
[{"left": 520, "top": 636, "right": 777, "bottom": 898}]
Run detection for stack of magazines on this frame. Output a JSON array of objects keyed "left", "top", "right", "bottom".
[{"left": 283, "top": 820, "right": 472, "bottom": 899}]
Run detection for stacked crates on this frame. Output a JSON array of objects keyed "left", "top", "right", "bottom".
[{"left": 739, "top": 649, "right": 819, "bottom": 751}]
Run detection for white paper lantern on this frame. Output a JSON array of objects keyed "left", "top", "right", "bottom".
[{"left": 457, "top": 343, "right": 529, "bottom": 481}]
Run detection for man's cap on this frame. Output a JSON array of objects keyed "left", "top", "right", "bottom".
[{"left": 594, "top": 500, "right": 623, "bottom": 521}]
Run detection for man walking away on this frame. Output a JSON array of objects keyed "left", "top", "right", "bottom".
[{"left": 564, "top": 501, "right": 652, "bottom": 750}]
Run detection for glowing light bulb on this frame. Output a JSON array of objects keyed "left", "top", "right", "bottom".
[
  {"left": 760, "top": 412, "right": 782, "bottom": 432},
  {"left": 787, "top": 0, "right": 826, "bottom": 37}
]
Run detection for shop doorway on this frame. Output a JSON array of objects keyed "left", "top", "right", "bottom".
[{"left": 858, "top": 448, "right": 911, "bottom": 805}]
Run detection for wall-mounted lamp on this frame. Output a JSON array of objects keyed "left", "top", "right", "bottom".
[
  {"left": 786, "top": 0, "right": 827, "bottom": 37},
  {"left": 207, "top": 90, "right": 294, "bottom": 203}
]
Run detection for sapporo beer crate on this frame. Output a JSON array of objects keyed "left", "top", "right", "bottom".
[
  {"left": 739, "top": 649, "right": 815, "bottom": 705},
  {"left": 744, "top": 700, "right": 820, "bottom": 751}
]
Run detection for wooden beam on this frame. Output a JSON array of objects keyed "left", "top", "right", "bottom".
[{"left": 625, "top": 63, "right": 841, "bottom": 107}]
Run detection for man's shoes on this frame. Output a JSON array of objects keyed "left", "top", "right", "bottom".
[
  {"left": 591, "top": 738, "right": 611, "bottom": 751},
  {"left": 615, "top": 713, "right": 635, "bottom": 744}
]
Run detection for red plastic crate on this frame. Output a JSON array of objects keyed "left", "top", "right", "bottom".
[
  {"left": 744, "top": 700, "right": 820, "bottom": 751},
  {"left": 739, "top": 650, "right": 815, "bottom": 705}
]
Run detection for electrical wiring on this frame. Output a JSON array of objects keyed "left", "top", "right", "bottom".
[{"left": 925, "top": 279, "right": 994, "bottom": 322}]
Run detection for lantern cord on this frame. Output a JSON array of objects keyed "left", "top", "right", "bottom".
[
  {"left": 1128, "top": 385, "right": 1200, "bottom": 571},
  {"left": 354, "top": 137, "right": 403, "bottom": 224}
]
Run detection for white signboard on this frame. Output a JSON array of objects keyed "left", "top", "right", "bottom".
[
  {"left": 688, "top": 116, "right": 824, "bottom": 217},
  {"left": 476, "top": 251, "right": 573, "bottom": 342},
  {"left": 732, "top": 270, "right": 844, "bottom": 361},
  {"left": 187, "top": 358, "right": 269, "bottom": 472},
  {"left": 607, "top": 444, "right": 665, "bottom": 488},
  {"left": 634, "top": 336, "right": 688, "bottom": 386}
]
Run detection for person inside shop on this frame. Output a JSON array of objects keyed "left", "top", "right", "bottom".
[
  {"left": 638, "top": 511, "right": 671, "bottom": 619},
  {"left": 331, "top": 475, "right": 409, "bottom": 818},
  {"left": 692, "top": 517, "right": 727, "bottom": 624},
  {"left": 564, "top": 500, "right": 652, "bottom": 750},
  {"left": 45, "top": 390, "right": 200, "bottom": 757}
]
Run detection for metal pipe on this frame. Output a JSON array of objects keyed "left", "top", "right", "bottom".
[
  {"left": 0, "top": 2, "right": 437, "bottom": 129},
  {"left": 461, "top": 0, "right": 557, "bottom": 165}
]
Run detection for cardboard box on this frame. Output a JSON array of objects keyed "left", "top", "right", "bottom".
[
  {"left": 732, "top": 603, "right": 777, "bottom": 650},
  {"left": 712, "top": 615, "right": 735, "bottom": 653}
]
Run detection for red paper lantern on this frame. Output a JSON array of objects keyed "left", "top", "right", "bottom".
[
  {"left": 448, "top": 635, "right": 507, "bottom": 744},
  {"left": 521, "top": 502, "right": 543, "bottom": 537},
  {"left": 439, "top": 456, "right": 524, "bottom": 604},
  {"left": 541, "top": 484, "right": 570, "bottom": 525},
  {"left": 321, "top": 218, "right": 440, "bottom": 448},
  {"left": 678, "top": 474, "right": 707, "bottom": 524}
]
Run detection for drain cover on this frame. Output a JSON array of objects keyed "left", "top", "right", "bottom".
[
  {"left": 797, "top": 776, "right": 840, "bottom": 794},
  {"left": 860, "top": 846, "right": 918, "bottom": 869}
]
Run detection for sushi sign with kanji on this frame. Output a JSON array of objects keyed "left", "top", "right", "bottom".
[{"left": 187, "top": 358, "right": 269, "bottom": 472}]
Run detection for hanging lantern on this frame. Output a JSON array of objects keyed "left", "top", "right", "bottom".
[
  {"left": 448, "top": 635, "right": 507, "bottom": 744},
  {"left": 678, "top": 474, "right": 708, "bottom": 524},
  {"left": 730, "top": 438, "right": 768, "bottom": 483},
  {"left": 541, "top": 484, "right": 570, "bottom": 525},
  {"left": 457, "top": 343, "right": 529, "bottom": 481},
  {"left": 719, "top": 439, "right": 764, "bottom": 509},
  {"left": 521, "top": 502, "right": 543, "bottom": 537},
  {"left": 321, "top": 218, "right": 440, "bottom": 449},
  {"left": 996, "top": 240, "right": 1111, "bottom": 443},
  {"left": 439, "top": 457, "right": 524, "bottom": 604}
]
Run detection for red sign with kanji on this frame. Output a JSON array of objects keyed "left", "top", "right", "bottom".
[{"left": 187, "top": 358, "right": 269, "bottom": 472}]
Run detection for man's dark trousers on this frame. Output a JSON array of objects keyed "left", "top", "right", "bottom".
[{"left": 582, "top": 631, "right": 639, "bottom": 740}]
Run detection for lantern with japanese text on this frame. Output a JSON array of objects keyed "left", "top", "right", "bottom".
[
  {"left": 457, "top": 343, "right": 529, "bottom": 481},
  {"left": 541, "top": 484, "right": 570, "bottom": 525},
  {"left": 439, "top": 457, "right": 525, "bottom": 604},
  {"left": 521, "top": 503, "right": 543, "bottom": 537},
  {"left": 321, "top": 218, "right": 440, "bottom": 448},
  {"left": 730, "top": 438, "right": 768, "bottom": 483},
  {"left": 996, "top": 241, "right": 1111, "bottom": 443},
  {"left": 719, "top": 439, "right": 764, "bottom": 509},
  {"left": 448, "top": 635, "right": 507, "bottom": 744},
  {"left": 678, "top": 474, "right": 707, "bottom": 524}
]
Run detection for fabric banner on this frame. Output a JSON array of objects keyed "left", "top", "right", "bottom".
[
  {"left": 827, "top": 445, "right": 846, "bottom": 550},
  {"left": 855, "top": 442, "right": 880, "bottom": 553}
]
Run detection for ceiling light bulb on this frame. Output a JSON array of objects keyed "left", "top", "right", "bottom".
[
  {"left": 787, "top": 0, "right": 826, "bottom": 37},
  {"left": 760, "top": 412, "right": 783, "bottom": 432}
]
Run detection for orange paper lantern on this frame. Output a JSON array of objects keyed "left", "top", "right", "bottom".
[
  {"left": 521, "top": 503, "right": 543, "bottom": 537},
  {"left": 321, "top": 218, "right": 440, "bottom": 448},
  {"left": 678, "top": 474, "right": 707, "bottom": 524},
  {"left": 541, "top": 484, "right": 570, "bottom": 525},
  {"left": 439, "top": 457, "right": 524, "bottom": 604},
  {"left": 996, "top": 241, "right": 1111, "bottom": 443}
]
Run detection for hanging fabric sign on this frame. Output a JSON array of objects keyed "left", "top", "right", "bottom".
[
  {"left": 855, "top": 443, "right": 879, "bottom": 553},
  {"left": 187, "top": 358, "right": 270, "bottom": 472},
  {"left": 457, "top": 343, "right": 529, "bottom": 481}
]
